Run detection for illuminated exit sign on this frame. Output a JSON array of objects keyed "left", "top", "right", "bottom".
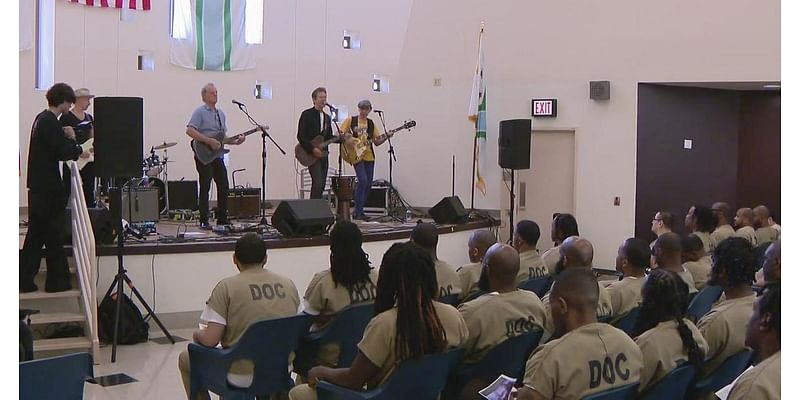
[{"left": 531, "top": 99, "right": 557, "bottom": 117}]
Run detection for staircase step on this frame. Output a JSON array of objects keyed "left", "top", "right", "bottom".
[
  {"left": 29, "top": 312, "right": 86, "bottom": 325},
  {"left": 33, "top": 337, "right": 92, "bottom": 352},
  {"left": 20, "top": 289, "right": 81, "bottom": 301}
]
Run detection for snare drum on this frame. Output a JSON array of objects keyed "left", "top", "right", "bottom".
[{"left": 143, "top": 154, "right": 163, "bottom": 177}]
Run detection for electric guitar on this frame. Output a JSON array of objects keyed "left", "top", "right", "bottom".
[
  {"left": 192, "top": 127, "right": 262, "bottom": 165},
  {"left": 342, "top": 120, "right": 416, "bottom": 165},
  {"left": 77, "top": 138, "right": 94, "bottom": 170},
  {"left": 294, "top": 135, "right": 345, "bottom": 167}
]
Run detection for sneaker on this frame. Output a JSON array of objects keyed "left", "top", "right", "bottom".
[{"left": 199, "top": 221, "right": 212, "bottom": 230}]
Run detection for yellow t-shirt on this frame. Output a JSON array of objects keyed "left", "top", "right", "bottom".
[
  {"left": 339, "top": 117, "right": 382, "bottom": 163},
  {"left": 457, "top": 290, "right": 546, "bottom": 364},
  {"left": 728, "top": 351, "right": 781, "bottom": 400},
  {"left": 683, "top": 257, "right": 712, "bottom": 290},
  {"left": 435, "top": 260, "right": 463, "bottom": 298},
  {"left": 541, "top": 246, "right": 561, "bottom": 276},
  {"left": 357, "top": 302, "right": 468, "bottom": 389},
  {"left": 303, "top": 269, "right": 378, "bottom": 324},
  {"left": 697, "top": 293, "right": 756, "bottom": 377},
  {"left": 522, "top": 322, "right": 643, "bottom": 399},
  {"left": 518, "top": 250, "right": 549, "bottom": 284},
  {"left": 634, "top": 319, "right": 709, "bottom": 392},
  {"left": 605, "top": 276, "right": 644, "bottom": 322},
  {"left": 456, "top": 261, "right": 483, "bottom": 300}
]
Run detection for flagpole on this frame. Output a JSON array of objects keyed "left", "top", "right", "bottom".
[{"left": 470, "top": 131, "right": 477, "bottom": 210}]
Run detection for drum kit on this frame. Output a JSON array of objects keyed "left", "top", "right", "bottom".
[{"left": 137, "top": 141, "right": 177, "bottom": 214}]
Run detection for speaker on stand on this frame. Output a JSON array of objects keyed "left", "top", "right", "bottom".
[{"left": 498, "top": 119, "right": 532, "bottom": 242}]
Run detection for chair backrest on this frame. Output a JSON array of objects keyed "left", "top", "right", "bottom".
[
  {"left": 189, "top": 314, "right": 311, "bottom": 397},
  {"left": 694, "top": 349, "right": 754, "bottom": 394},
  {"left": 438, "top": 294, "right": 460, "bottom": 307},
  {"left": 460, "top": 330, "right": 543, "bottom": 380},
  {"left": 581, "top": 383, "right": 639, "bottom": 400},
  {"left": 687, "top": 285, "right": 723, "bottom": 321},
  {"left": 380, "top": 351, "right": 454, "bottom": 399},
  {"left": 315, "top": 302, "right": 375, "bottom": 367},
  {"left": 20, "top": 352, "right": 94, "bottom": 400},
  {"left": 612, "top": 307, "right": 640, "bottom": 337},
  {"left": 640, "top": 363, "right": 697, "bottom": 400},
  {"left": 518, "top": 276, "right": 553, "bottom": 298}
]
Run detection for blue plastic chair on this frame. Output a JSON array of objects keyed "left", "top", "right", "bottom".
[
  {"left": 689, "top": 350, "right": 754, "bottom": 398},
  {"left": 581, "top": 383, "right": 639, "bottom": 400},
  {"left": 294, "top": 302, "right": 375, "bottom": 376},
  {"left": 611, "top": 307, "right": 640, "bottom": 337},
  {"left": 439, "top": 294, "right": 461, "bottom": 306},
  {"left": 640, "top": 363, "right": 697, "bottom": 400},
  {"left": 518, "top": 276, "right": 553, "bottom": 298},
  {"left": 687, "top": 285, "right": 723, "bottom": 322},
  {"left": 20, "top": 352, "right": 94, "bottom": 400},
  {"left": 188, "top": 314, "right": 312, "bottom": 400},
  {"left": 444, "top": 330, "right": 543, "bottom": 400},
  {"left": 317, "top": 348, "right": 464, "bottom": 400}
]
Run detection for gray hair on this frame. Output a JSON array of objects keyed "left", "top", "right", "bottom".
[
  {"left": 201, "top": 83, "right": 216, "bottom": 98},
  {"left": 357, "top": 99, "right": 372, "bottom": 110}
]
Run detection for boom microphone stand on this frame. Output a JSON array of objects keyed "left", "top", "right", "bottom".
[{"left": 376, "top": 110, "right": 402, "bottom": 221}]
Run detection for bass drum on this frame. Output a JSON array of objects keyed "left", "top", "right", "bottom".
[{"left": 137, "top": 177, "right": 166, "bottom": 213}]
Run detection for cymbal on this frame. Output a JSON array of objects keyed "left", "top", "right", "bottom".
[{"left": 153, "top": 141, "right": 178, "bottom": 150}]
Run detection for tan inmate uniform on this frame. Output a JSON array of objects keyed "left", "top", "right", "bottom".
[
  {"left": 734, "top": 226, "right": 758, "bottom": 247},
  {"left": 683, "top": 258, "right": 712, "bottom": 290},
  {"left": 457, "top": 290, "right": 546, "bottom": 363},
  {"left": 288, "top": 302, "right": 468, "bottom": 400},
  {"left": 678, "top": 269, "right": 699, "bottom": 295},
  {"left": 179, "top": 268, "right": 300, "bottom": 396},
  {"left": 728, "top": 351, "right": 781, "bottom": 400},
  {"left": 755, "top": 227, "right": 779, "bottom": 246},
  {"left": 541, "top": 246, "right": 561, "bottom": 276},
  {"left": 522, "top": 323, "right": 643, "bottom": 399},
  {"left": 435, "top": 259, "right": 462, "bottom": 299},
  {"left": 606, "top": 276, "right": 644, "bottom": 323},
  {"left": 518, "top": 249, "right": 549, "bottom": 284},
  {"left": 692, "top": 231, "right": 715, "bottom": 254},
  {"left": 302, "top": 269, "right": 379, "bottom": 366},
  {"left": 697, "top": 293, "right": 756, "bottom": 377},
  {"left": 457, "top": 262, "right": 482, "bottom": 301},
  {"left": 542, "top": 280, "right": 614, "bottom": 333},
  {"left": 634, "top": 319, "right": 709, "bottom": 392},
  {"left": 711, "top": 224, "right": 735, "bottom": 249}
]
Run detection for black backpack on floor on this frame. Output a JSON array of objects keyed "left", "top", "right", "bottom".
[{"left": 98, "top": 291, "right": 149, "bottom": 345}]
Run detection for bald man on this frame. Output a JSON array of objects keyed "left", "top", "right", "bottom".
[
  {"left": 753, "top": 205, "right": 779, "bottom": 246},
  {"left": 410, "top": 223, "right": 462, "bottom": 299},
  {"left": 652, "top": 233, "right": 697, "bottom": 294},
  {"left": 456, "top": 230, "right": 497, "bottom": 300},
  {"left": 517, "top": 268, "right": 643, "bottom": 400},
  {"left": 457, "top": 244, "right": 546, "bottom": 370},
  {"left": 733, "top": 208, "right": 758, "bottom": 246},
  {"left": 711, "top": 202, "right": 735, "bottom": 249},
  {"left": 540, "top": 236, "right": 614, "bottom": 333},
  {"left": 755, "top": 240, "right": 780, "bottom": 288},
  {"left": 513, "top": 220, "right": 549, "bottom": 282}
]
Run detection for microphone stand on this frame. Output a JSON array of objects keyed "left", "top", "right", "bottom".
[
  {"left": 235, "top": 103, "right": 285, "bottom": 227},
  {"left": 326, "top": 104, "right": 344, "bottom": 178},
  {"left": 376, "top": 111, "right": 401, "bottom": 221}
]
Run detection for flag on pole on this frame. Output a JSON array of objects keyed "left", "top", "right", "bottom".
[
  {"left": 468, "top": 25, "right": 487, "bottom": 196},
  {"left": 68, "top": 0, "right": 151, "bottom": 11},
  {"left": 170, "top": 0, "right": 256, "bottom": 71}
]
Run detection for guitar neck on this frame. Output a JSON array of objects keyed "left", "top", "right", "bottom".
[{"left": 221, "top": 127, "right": 260, "bottom": 144}]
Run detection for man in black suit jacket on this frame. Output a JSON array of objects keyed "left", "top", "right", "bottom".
[
  {"left": 297, "top": 87, "right": 334, "bottom": 199},
  {"left": 21, "top": 83, "right": 87, "bottom": 293}
]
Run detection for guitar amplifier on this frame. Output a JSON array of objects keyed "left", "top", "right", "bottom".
[
  {"left": 228, "top": 188, "right": 261, "bottom": 219},
  {"left": 364, "top": 186, "right": 390, "bottom": 216},
  {"left": 110, "top": 187, "right": 161, "bottom": 223}
]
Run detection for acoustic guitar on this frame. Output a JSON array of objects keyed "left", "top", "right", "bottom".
[
  {"left": 294, "top": 135, "right": 344, "bottom": 167},
  {"left": 192, "top": 127, "right": 262, "bottom": 165},
  {"left": 342, "top": 120, "right": 416, "bottom": 166}
]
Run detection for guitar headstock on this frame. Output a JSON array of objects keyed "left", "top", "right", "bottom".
[{"left": 402, "top": 120, "right": 417, "bottom": 130}]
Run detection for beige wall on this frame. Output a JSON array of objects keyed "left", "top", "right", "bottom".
[{"left": 18, "top": 0, "right": 779, "bottom": 266}]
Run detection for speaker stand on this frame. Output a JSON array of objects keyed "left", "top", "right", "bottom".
[{"left": 508, "top": 169, "right": 515, "bottom": 244}]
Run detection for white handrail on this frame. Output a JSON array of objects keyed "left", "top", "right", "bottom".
[{"left": 66, "top": 161, "right": 99, "bottom": 359}]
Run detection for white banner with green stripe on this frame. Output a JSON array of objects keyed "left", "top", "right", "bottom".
[{"left": 170, "top": 0, "right": 256, "bottom": 71}]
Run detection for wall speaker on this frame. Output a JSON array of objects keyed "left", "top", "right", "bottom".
[
  {"left": 590, "top": 80, "right": 611, "bottom": 100},
  {"left": 498, "top": 119, "right": 532, "bottom": 170},
  {"left": 271, "top": 199, "right": 335, "bottom": 237},
  {"left": 429, "top": 196, "right": 468, "bottom": 225},
  {"left": 93, "top": 97, "right": 144, "bottom": 178}
]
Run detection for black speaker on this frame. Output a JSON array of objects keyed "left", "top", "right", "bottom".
[
  {"left": 64, "top": 207, "right": 115, "bottom": 245},
  {"left": 168, "top": 180, "right": 199, "bottom": 210},
  {"left": 498, "top": 119, "right": 532, "bottom": 170},
  {"left": 93, "top": 97, "right": 144, "bottom": 178},
  {"left": 429, "top": 196, "right": 468, "bottom": 225},
  {"left": 271, "top": 199, "right": 335, "bottom": 237}
]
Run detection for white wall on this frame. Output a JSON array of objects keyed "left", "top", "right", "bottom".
[{"left": 19, "top": 0, "right": 779, "bottom": 266}]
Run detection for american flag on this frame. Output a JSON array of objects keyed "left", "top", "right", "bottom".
[{"left": 68, "top": 0, "right": 151, "bottom": 11}]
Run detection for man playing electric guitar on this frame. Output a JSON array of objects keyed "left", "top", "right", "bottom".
[
  {"left": 338, "top": 100, "right": 391, "bottom": 219},
  {"left": 186, "top": 83, "right": 245, "bottom": 229},
  {"left": 296, "top": 87, "right": 335, "bottom": 199}
]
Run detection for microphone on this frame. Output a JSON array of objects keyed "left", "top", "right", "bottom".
[
  {"left": 232, "top": 99, "right": 245, "bottom": 107},
  {"left": 374, "top": 109, "right": 384, "bottom": 114},
  {"left": 325, "top": 103, "right": 337, "bottom": 111}
]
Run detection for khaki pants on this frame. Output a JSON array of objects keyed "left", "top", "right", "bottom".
[
  {"left": 288, "top": 384, "right": 317, "bottom": 400},
  {"left": 178, "top": 350, "right": 211, "bottom": 400}
]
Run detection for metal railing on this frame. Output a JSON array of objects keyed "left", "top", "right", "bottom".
[{"left": 66, "top": 161, "right": 100, "bottom": 358}]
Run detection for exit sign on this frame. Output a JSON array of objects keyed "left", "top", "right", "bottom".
[{"left": 532, "top": 99, "right": 557, "bottom": 117}]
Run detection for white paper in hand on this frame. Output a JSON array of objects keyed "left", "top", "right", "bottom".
[{"left": 479, "top": 374, "right": 517, "bottom": 400}]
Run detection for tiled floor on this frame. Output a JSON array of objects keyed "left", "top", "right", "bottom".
[{"left": 84, "top": 329, "right": 214, "bottom": 400}]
